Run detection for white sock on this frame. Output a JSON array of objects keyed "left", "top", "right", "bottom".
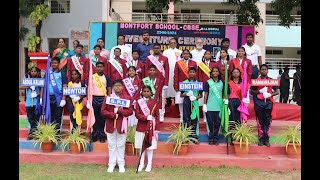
[
  {"left": 139, "top": 151, "right": 145, "bottom": 166},
  {"left": 179, "top": 104, "right": 183, "bottom": 120},
  {"left": 147, "top": 149, "right": 153, "bottom": 166}
]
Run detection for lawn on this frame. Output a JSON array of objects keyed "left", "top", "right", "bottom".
[{"left": 19, "top": 164, "right": 300, "bottom": 180}]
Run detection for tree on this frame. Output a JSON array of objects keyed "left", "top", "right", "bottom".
[
  {"left": 19, "top": 0, "right": 34, "bottom": 41},
  {"left": 145, "top": 0, "right": 188, "bottom": 13},
  {"left": 271, "top": 0, "right": 301, "bottom": 28}
]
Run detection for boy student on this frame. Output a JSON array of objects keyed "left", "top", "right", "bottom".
[
  {"left": 85, "top": 45, "right": 108, "bottom": 80},
  {"left": 145, "top": 43, "right": 169, "bottom": 122},
  {"left": 174, "top": 49, "right": 197, "bottom": 122},
  {"left": 101, "top": 80, "right": 133, "bottom": 173},
  {"left": 88, "top": 61, "right": 112, "bottom": 143},
  {"left": 107, "top": 48, "right": 127, "bottom": 83},
  {"left": 46, "top": 57, "right": 68, "bottom": 134},
  {"left": 127, "top": 50, "right": 145, "bottom": 79},
  {"left": 180, "top": 67, "right": 202, "bottom": 143},
  {"left": 67, "top": 44, "right": 89, "bottom": 82},
  {"left": 250, "top": 64, "right": 279, "bottom": 147}
]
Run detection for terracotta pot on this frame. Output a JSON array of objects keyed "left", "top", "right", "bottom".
[
  {"left": 233, "top": 141, "right": 250, "bottom": 157},
  {"left": 69, "top": 142, "right": 83, "bottom": 154},
  {"left": 41, "top": 141, "right": 53, "bottom": 153},
  {"left": 286, "top": 143, "right": 301, "bottom": 159},
  {"left": 125, "top": 142, "right": 135, "bottom": 156},
  {"left": 177, "top": 144, "right": 188, "bottom": 155}
]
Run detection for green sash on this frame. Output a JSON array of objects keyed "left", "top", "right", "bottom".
[
  {"left": 183, "top": 79, "right": 200, "bottom": 135},
  {"left": 142, "top": 77, "right": 156, "bottom": 99},
  {"left": 207, "top": 79, "right": 223, "bottom": 118}
]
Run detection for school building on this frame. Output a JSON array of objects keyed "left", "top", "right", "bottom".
[{"left": 19, "top": 0, "right": 300, "bottom": 87}]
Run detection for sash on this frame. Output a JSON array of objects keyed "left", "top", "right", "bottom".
[
  {"left": 184, "top": 79, "right": 200, "bottom": 135},
  {"left": 177, "top": 60, "right": 189, "bottom": 78},
  {"left": 148, "top": 55, "right": 165, "bottom": 78},
  {"left": 123, "top": 78, "right": 136, "bottom": 97},
  {"left": 142, "top": 77, "right": 155, "bottom": 99},
  {"left": 68, "top": 81, "right": 83, "bottom": 127},
  {"left": 109, "top": 59, "right": 123, "bottom": 78},
  {"left": 71, "top": 56, "right": 83, "bottom": 75},
  {"left": 237, "top": 62, "right": 250, "bottom": 123},
  {"left": 93, "top": 73, "right": 107, "bottom": 96},
  {"left": 207, "top": 79, "right": 223, "bottom": 117},
  {"left": 137, "top": 98, "right": 157, "bottom": 140},
  {"left": 233, "top": 58, "right": 244, "bottom": 76},
  {"left": 49, "top": 70, "right": 62, "bottom": 106},
  {"left": 198, "top": 62, "right": 211, "bottom": 78},
  {"left": 228, "top": 80, "right": 242, "bottom": 99},
  {"left": 111, "top": 94, "right": 128, "bottom": 134},
  {"left": 90, "top": 56, "right": 98, "bottom": 67}
]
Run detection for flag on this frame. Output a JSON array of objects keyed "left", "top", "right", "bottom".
[
  {"left": 220, "top": 62, "right": 229, "bottom": 136},
  {"left": 86, "top": 60, "right": 95, "bottom": 132},
  {"left": 42, "top": 55, "right": 51, "bottom": 123}
]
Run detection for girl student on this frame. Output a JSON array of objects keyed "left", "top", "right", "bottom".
[
  {"left": 213, "top": 49, "right": 232, "bottom": 81},
  {"left": 67, "top": 69, "right": 86, "bottom": 132},
  {"left": 202, "top": 67, "right": 229, "bottom": 145},
  {"left": 123, "top": 66, "right": 143, "bottom": 127},
  {"left": 20, "top": 66, "right": 43, "bottom": 140},
  {"left": 197, "top": 50, "right": 216, "bottom": 123},
  {"left": 135, "top": 85, "right": 160, "bottom": 172},
  {"left": 101, "top": 80, "right": 133, "bottom": 173}
]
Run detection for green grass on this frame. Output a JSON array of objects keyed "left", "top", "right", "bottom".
[
  {"left": 19, "top": 164, "right": 300, "bottom": 180},
  {"left": 19, "top": 118, "right": 28, "bottom": 128}
]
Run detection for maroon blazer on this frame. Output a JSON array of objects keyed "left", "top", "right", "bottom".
[
  {"left": 173, "top": 59, "right": 197, "bottom": 91},
  {"left": 145, "top": 54, "right": 169, "bottom": 86},
  {"left": 84, "top": 56, "right": 108, "bottom": 83},
  {"left": 229, "top": 58, "right": 253, "bottom": 81},
  {"left": 123, "top": 76, "right": 143, "bottom": 102},
  {"left": 128, "top": 60, "right": 145, "bottom": 79},
  {"left": 198, "top": 60, "right": 216, "bottom": 83},
  {"left": 213, "top": 60, "right": 232, "bottom": 81},
  {"left": 135, "top": 98, "right": 160, "bottom": 132},
  {"left": 101, "top": 93, "right": 133, "bottom": 134},
  {"left": 107, "top": 58, "right": 127, "bottom": 82},
  {"left": 67, "top": 56, "right": 89, "bottom": 82}
]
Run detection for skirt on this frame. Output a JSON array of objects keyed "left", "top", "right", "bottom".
[
  {"left": 134, "top": 131, "right": 158, "bottom": 150},
  {"left": 175, "top": 91, "right": 184, "bottom": 104}
]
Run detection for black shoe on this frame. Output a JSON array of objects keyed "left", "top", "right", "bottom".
[
  {"left": 212, "top": 141, "right": 219, "bottom": 146},
  {"left": 264, "top": 142, "right": 271, "bottom": 147},
  {"left": 258, "top": 140, "right": 264, "bottom": 146},
  {"left": 92, "top": 136, "right": 98, "bottom": 142},
  {"left": 26, "top": 135, "right": 33, "bottom": 140},
  {"left": 99, "top": 137, "right": 106, "bottom": 143},
  {"left": 208, "top": 141, "right": 214, "bottom": 145}
]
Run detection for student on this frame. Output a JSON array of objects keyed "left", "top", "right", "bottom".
[
  {"left": 250, "top": 64, "right": 279, "bottom": 147},
  {"left": 197, "top": 50, "right": 215, "bottom": 123},
  {"left": 203, "top": 67, "right": 228, "bottom": 145},
  {"left": 67, "top": 44, "right": 89, "bottom": 83},
  {"left": 213, "top": 49, "right": 232, "bottom": 80},
  {"left": 68, "top": 40, "right": 86, "bottom": 58},
  {"left": 88, "top": 61, "right": 112, "bottom": 143},
  {"left": 46, "top": 57, "right": 68, "bottom": 134},
  {"left": 145, "top": 43, "right": 169, "bottom": 122},
  {"left": 107, "top": 47, "right": 128, "bottom": 83},
  {"left": 101, "top": 80, "right": 133, "bottom": 173},
  {"left": 228, "top": 47, "right": 253, "bottom": 82},
  {"left": 142, "top": 65, "right": 164, "bottom": 111},
  {"left": 127, "top": 50, "right": 145, "bottom": 79},
  {"left": 123, "top": 66, "right": 143, "bottom": 127},
  {"left": 180, "top": 67, "right": 203, "bottom": 143},
  {"left": 174, "top": 49, "right": 197, "bottom": 122},
  {"left": 135, "top": 86, "right": 160, "bottom": 172},
  {"left": 280, "top": 67, "right": 294, "bottom": 103},
  {"left": 84, "top": 45, "right": 108, "bottom": 83},
  {"left": 20, "top": 66, "right": 42, "bottom": 140},
  {"left": 67, "top": 69, "right": 86, "bottom": 132}
]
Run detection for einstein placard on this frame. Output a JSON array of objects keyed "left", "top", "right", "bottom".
[{"left": 179, "top": 82, "right": 203, "bottom": 91}]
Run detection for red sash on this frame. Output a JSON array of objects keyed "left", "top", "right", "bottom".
[
  {"left": 232, "top": 58, "right": 244, "bottom": 76},
  {"left": 228, "top": 80, "right": 242, "bottom": 99}
]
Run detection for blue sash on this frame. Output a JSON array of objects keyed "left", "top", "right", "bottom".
[{"left": 49, "top": 70, "right": 62, "bottom": 106}]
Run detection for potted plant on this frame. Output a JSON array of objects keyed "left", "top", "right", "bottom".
[
  {"left": 276, "top": 124, "right": 301, "bottom": 159},
  {"left": 226, "top": 121, "right": 258, "bottom": 157},
  {"left": 125, "top": 126, "right": 136, "bottom": 156},
  {"left": 60, "top": 127, "right": 89, "bottom": 154},
  {"left": 32, "top": 122, "right": 61, "bottom": 153},
  {"left": 166, "top": 123, "right": 198, "bottom": 156}
]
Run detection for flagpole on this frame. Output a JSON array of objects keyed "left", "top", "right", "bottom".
[{"left": 224, "top": 62, "right": 229, "bottom": 155}]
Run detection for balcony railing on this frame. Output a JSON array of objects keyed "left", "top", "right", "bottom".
[
  {"left": 265, "top": 58, "right": 301, "bottom": 70},
  {"left": 112, "top": 12, "right": 301, "bottom": 26}
]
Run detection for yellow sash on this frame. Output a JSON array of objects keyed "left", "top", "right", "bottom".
[
  {"left": 93, "top": 73, "right": 107, "bottom": 96},
  {"left": 68, "top": 81, "right": 83, "bottom": 126},
  {"left": 177, "top": 60, "right": 189, "bottom": 78},
  {"left": 198, "top": 62, "right": 211, "bottom": 78}
]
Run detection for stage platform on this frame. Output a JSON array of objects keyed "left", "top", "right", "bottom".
[{"left": 19, "top": 101, "right": 301, "bottom": 121}]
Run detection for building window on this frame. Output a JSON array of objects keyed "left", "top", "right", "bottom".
[
  {"left": 48, "top": 38, "right": 69, "bottom": 55},
  {"left": 215, "top": 10, "right": 234, "bottom": 14},
  {"left": 297, "top": 50, "right": 301, "bottom": 55},
  {"left": 181, "top": 9, "right": 200, "bottom": 13},
  {"left": 51, "top": 0, "right": 70, "bottom": 13},
  {"left": 133, "top": 9, "right": 148, "bottom": 13},
  {"left": 266, "top": 10, "right": 278, "bottom": 15},
  {"left": 266, "top": 50, "right": 283, "bottom": 55}
]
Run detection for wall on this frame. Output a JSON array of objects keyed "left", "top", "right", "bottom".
[{"left": 111, "top": 0, "right": 133, "bottom": 21}]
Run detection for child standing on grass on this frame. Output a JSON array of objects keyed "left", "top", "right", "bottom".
[
  {"left": 20, "top": 66, "right": 42, "bottom": 140},
  {"left": 135, "top": 86, "right": 160, "bottom": 172},
  {"left": 203, "top": 67, "right": 228, "bottom": 145},
  {"left": 123, "top": 66, "right": 143, "bottom": 127},
  {"left": 101, "top": 80, "right": 133, "bottom": 173},
  {"left": 180, "top": 67, "right": 203, "bottom": 143}
]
